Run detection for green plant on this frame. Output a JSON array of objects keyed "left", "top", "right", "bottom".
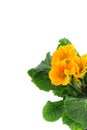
[{"left": 28, "top": 38, "right": 87, "bottom": 130}]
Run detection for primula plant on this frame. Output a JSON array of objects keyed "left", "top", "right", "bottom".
[{"left": 28, "top": 38, "right": 87, "bottom": 130}]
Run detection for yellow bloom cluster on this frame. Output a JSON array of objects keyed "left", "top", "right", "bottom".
[{"left": 49, "top": 44, "right": 87, "bottom": 86}]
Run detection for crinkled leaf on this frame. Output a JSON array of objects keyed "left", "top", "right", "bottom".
[
  {"left": 62, "top": 112, "right": 83, "bottom": 130},
  {"left": 42, "top": 100, "right": 64, "bottom": 122},
  {"left": 28, "top": 68, "right": 34, "bottom": 77},
  {"left": 57, "top": 38, "right": 71, "bottom": 49},
  {"left": 28, "top": 52, "right": 57, "bottom": 91},
  {"left": 43, "top": 52, "right": 52, "bottom": 66},
  {"left": 35, "top": 52, "right": 51, "bottom": 71},
  {"left": 64, "top": 97, "right": 87, "bottom": 129},
  {"left": 52, "top": 85, "right": 80, "bottom": 98}
]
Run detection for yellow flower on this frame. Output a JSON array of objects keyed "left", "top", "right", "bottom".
[
  {"left": 51, "top": 44, "right": 77, "bottom": 66},
  {"left": 49, "top": 43, "right": 87, "bottom": 86},
  {"left": 49, "top": 62, "right": 76, "bottom": 86},
  {"left": 74, "top": 55, "right": 87, "bottom": 78}
]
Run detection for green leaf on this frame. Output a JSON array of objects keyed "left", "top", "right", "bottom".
[
  {"left": 43, "top": 52, "right": 52, "bottom": 66},
  {"left": 28, "top": 68, "right": 34, "bottom": 77},
  {"left": 42, "top": 100, "right": 64, "bottom": 122},
  {"left": 57, "top": 38, "right": 71, "bottom": 49},
  {"left": 28, "top": 52, "right": 56, "bottom": 91},
  {"left": 62, "top": 112, "right": 83, "bottom": 130},
  {"left": 64, "top": 97, "right": 87, "bottom": 129},
  {"left": 59, "top": 38, "right": 71, "bottom": 44},
  {"left": 73, "top": 79, "right": 82, "bottom": 88},
  {"left": 35, "top": 52, "right": 51, "bottom": 71},
  {"left": 84, "top": 73, "right": 87, "bottom": 84},
  {"left": 52, "top": 85, "right": 80, "bottom": 98}
]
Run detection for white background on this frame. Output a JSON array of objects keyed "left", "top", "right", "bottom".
[{"left": 0, "top": 0, "right": 87, "bottom": 130}]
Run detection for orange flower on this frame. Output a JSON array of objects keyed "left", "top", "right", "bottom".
[
  {"left": 49, "top": 43, "right": 87, "bottom": 86},
  {"left": 49, "top": 62, "right": 76, "bottom": 86},
  {"left": 74, "top": 55, "right": 87, "bottom": 78},
  {"left": 51, "top": 44, "right": 77, "bottom": 66}
]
